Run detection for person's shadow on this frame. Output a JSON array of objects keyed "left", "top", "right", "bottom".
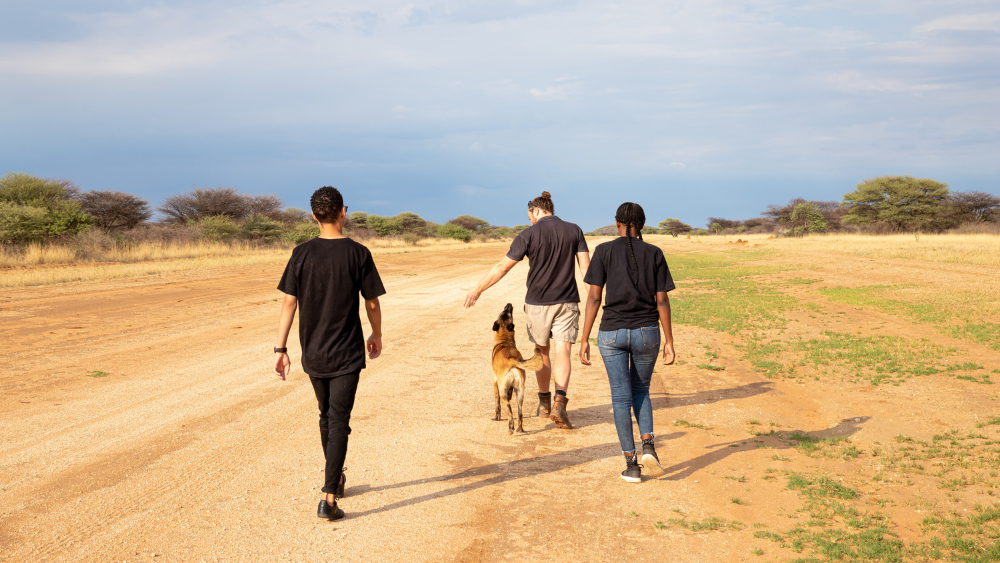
[
  {"left": 344, "top": 416, "right": 869, "bottom": 517},
  {"left": 547, "top": 381, "right": 776, "bottom": 431},
  {"left": 660, "top": 416, "right": 871, "bottom": 481}
]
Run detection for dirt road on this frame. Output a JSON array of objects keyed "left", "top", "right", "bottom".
[{"left": 1, "top": 241, "right": 997, "bottom": 562}]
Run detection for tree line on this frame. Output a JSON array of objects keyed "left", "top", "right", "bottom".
[
  {"left": 0, "top": 172, "right": 525, "bottom": 246},
  {"left": 587, "top": 176, "right": 1000, "bottom": 237}
]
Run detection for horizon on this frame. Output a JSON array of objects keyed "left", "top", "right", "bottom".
[{"left": 2, "top": 1, "right": 998, "bottom": 232}]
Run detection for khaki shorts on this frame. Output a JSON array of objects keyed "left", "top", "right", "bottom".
[{"left": 524, "top": 303, "right": 580, "bottom": 347}]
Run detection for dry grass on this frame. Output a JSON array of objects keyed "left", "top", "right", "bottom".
[
  {"left": 769, "top": 233, "right": 1000, "bottom": 267},
  {"left": 0, "top": 237, "right": 509, "bottom": 288}
]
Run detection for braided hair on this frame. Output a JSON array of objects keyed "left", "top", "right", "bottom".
[{"left": 615, "top": 202, "right": 646, "bottom": 285}]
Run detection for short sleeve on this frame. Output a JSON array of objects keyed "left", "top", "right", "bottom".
[
  {"left": 360, "top": 249, "right": 387, "bottom": 300},
  {"left": 583, "top": 244, "right": 607, "bottom": 287},
  {"left": 276, "top": 254, "right": 298, "bottom": 296},
  {"left": 506, "top": 231, "right": 528, "bottom": 261},
  {"left": 655, "top": 249, "right": 675, "bottom": 293},
  {"left": 576, "top": 227, "right": 589, "bottom": 253}
]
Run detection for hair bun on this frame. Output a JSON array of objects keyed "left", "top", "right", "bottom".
[{"left": 540, "top": 191, "right": 552, "bottom": 200}]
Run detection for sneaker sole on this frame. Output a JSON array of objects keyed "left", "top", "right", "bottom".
[
  {"left": 641, "top": 454, "right": 665, "bottom": 477},
  {"left": 620, "top": 474, "right": 642, "bottom": 483}
]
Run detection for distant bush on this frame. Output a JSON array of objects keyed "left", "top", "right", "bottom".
[
  {"left": 512, "top": 224, "right": 530, "bottom": 234},
  {"left": 78, "top": 190, "right": 152, "bottom": 230},
  {"left": 159, "top": 187, "right": 284, "bottom": 223},
  {"left": 366, "top": 214, "right": 403, "bottom": 236},
  {"left": 0, "top": 172, "right": 92, "bottom": 243},
  {"left": 242, "top": 213, "right": 285, "bottom": 242},
  {"left": 641, "top": 226, "right": 659, "bottom": 235},
  {"left": 448, "top": 215, "right": 490, "bottom": 231},
  {"left": 659, "top": 218, "right": 692, "bottom": 237},
  {"left": 198, "top": 216, "right": 242, "bottom": 241},
  {"left": 438, "top": 223, "right": 472, "bottom": 242}
]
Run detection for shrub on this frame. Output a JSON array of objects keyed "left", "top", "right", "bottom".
[
  {"left": 347, "top": 211, "right": 369, "bottom": 230},
  {"left": 512, "top": 224, "right": 531, "bottom": 234},
  {"left": 790, "top": 203, "right": 828, "bottom": 234},
  {"left": 78, "top": 190, "right": 152, "bottom": 230},
  {"left": 394, "top": 212, "right": 427, "bottom": 234},
  {"left": 159, "top": 187, "right": 284, "bottom": 223},
  {"left": 198, "top": 216, "right": 241, "bottom": 241},
  {"left": 641, "top": 226, "right": 660, "bottom": 235},
  {"left": 366, "top": 214, "right": 403, "bottom": 236},
  {"left": 0, "top": 202, "right": 48, "bottom": 244},
  {"left": 284, "top": 221, "right": 320, "bottom": 244},
  {"left": 242, "top": 213, "right": 284, "bottom": 241},
  {"left": 438, "top": 223, "right": 472, "bottom": 242},
  {"left": 0, "top": 172, "right": 92, "bottom": 242},
  {"left": 402, "top": 233, "right": 420, "bottom": 245},
  {"left": 843, "top": 176, "right": 951, "bottom": 232},
  {"left": 448, "top": 215, "right": 489, "bottom": 231}
]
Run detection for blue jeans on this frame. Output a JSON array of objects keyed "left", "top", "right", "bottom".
[{"left": 598, "top": 325, "right": 660, "bottom": 454}]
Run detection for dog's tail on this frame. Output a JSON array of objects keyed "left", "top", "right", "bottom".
[{"left": 517, "top": 347, "right": 544, "bottom": 371}]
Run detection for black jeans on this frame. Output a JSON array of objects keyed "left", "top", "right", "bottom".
[{"left": 309, "top": 372, "right": 361, "bottom": 495}]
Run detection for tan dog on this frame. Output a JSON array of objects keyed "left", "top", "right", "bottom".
[{"left": 492, "top": 303, "right": 544, "bottom": 434}]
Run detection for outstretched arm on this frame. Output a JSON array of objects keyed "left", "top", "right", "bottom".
[
  {"left": 657, "top": 291, "right": 675, "bottom": 365},
  {"left": 274, "top": 294, "right": 298, "bottom": 380},
  {"left": 365, "top": 297, "right": 383, "bottom": 359},
  {"left": 579, "top": 283, "right": 603, "bottom": 366},
  {"left": 464, "top": 256, "right": 518, "bottom": 308}
]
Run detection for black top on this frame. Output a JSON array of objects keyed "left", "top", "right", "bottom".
[
  {"left": 277, "top": 237, "right": 386, "bottom": 378},
  {"left": 506, "top": 216, "right": 589, "bottom": 305},
  {"left": 583, "top": 236, "right": 675, "bottom": 331}
]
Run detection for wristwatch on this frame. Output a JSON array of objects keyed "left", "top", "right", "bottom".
[{"left": 274, "top": 347, "right": 288, "bottom": 353}]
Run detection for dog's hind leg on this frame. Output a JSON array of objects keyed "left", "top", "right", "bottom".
[
  {"left": 493, "top": 380, "right": 501, "bottom": 421},
  {"left": 513, "top": 369, "right": 525, "bottom": 433},
  {"left": 504, "top": 373, "right": 516, "bottom": 434}
]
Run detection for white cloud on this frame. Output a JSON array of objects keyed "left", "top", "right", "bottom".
[{"left": 915, "top": 13, "right": 1000, "bottom": 33}]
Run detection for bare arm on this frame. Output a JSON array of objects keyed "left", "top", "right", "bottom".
[
  {"left": 576, "top": 250, "right": 591, "bottom": 292},
  {"left": 579, "top": 283, "right": 603, "bottom": 366},
  {"left": 365, "top": 297, "right": 383, "bottom": 359},
  {"left": 657, "top": 291, "right": 675, "bottom": 365},
  {"left": 464, "top": 256, "right": 518, "bottom": 308},
  {"left": 273, "top": 294, "right": 298, "bottom": 381}
]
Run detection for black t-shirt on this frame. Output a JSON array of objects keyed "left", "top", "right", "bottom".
[
  {"left": 506, "top": 216, "right": 589, "bottom": 305},
  {"left": 277, "top": 237, "right": 386, "bottom": 378},
  {"left": 583, "top": 237, "right": 675, "bottom": 332}
]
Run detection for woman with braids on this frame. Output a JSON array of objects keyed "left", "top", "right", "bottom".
[{"left": 581, "top": 202, "right": 676, "bottom": 482}]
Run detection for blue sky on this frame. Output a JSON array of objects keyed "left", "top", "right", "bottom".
[{"left": 2, "top": 1, "right": 998, "bottom": 230}]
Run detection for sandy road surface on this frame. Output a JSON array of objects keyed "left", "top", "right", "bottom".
[{"left": 1, "top": 241, "right": 998, "bottom": 562}]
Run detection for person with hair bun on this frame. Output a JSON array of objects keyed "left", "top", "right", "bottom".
[
  {"left": 580, "top": 202, "right": 676, "bottom": 482},
  {"left": 465, "top": 191, "right": 590, "bottom": 429}
]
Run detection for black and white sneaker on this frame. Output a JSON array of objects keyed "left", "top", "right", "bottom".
[
  {"left": 621, "top": 454, "right": 642, "bottom": 483},
  {"left": 641, "top": 438, "right": 664, "bottom": 478}
]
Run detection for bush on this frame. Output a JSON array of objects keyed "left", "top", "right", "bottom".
[
  {"left": 438, "top": 223, "right": 472, "bottom": 242},
  {"left": 366, "top": 215, "right": 403, "bottom": 236},
  {"left": 448, "top": 215, "right": 490, "bottom": 231},
  {"left": 159, "top": 187, "right": 284, "bottom": 223},
  {"left": 198, "top": 216, "right": 241, "bottom": 241},
  {"left": 659, "top": 218, "right": 692, "bottom": 236},
  {"left": 284, "top": 221, "right": 320, "bottom": 244},
  {"left": 402, "top": 233, "right": 420, "bottom": 245},
  {"left": 0, "top": 202, "right": 47, "bottom": 244},
  {"left": 0, "top": 172, "right": 92, "bottom": 242},
  {"left": 394, "top": 212, "right": 427, "bottom": 234},
  {"left": 242, "top": 213, "right": 284, "bottom": 241},
  {"left": 641, "top": 226, "right": 660, "bottom": 235},
  {"left": 78, "top": 190, "right": 152, "bottom": 230},
  {"left": 842, "top": 176, "right": 951, "bottom": 232},
  {"left": 512, "top": 224, "right": 531, "bottom": 234}
]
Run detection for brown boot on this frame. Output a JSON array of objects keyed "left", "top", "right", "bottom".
[
  {"left": 536, "top": 393, "right": 551, "bottom": 418},
  {"left": 550, "top": 395, "right": 573, "bottom": 429}
]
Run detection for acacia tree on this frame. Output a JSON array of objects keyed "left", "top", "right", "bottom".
[
  {"left": 78, "top": 190, "right": 152, "bottom": 230},
  {"left": 789, "top": 203, "right": 828, "bottom": 234},
  {"left": 658, "top": 218, "right": 692, "bottom": 236},
  {"left": 842, "top": 176, "right": 950, "bottom": 232}
]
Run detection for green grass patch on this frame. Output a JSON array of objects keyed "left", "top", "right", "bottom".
[
  {"left": 977, "top": 417, "right": 1000, "bottom": 429},
  {"left": 663, "top": 515, "right": 746, "bottom": 533},
  {"left": 696, "top": 363, "right": 726, "bottom": 371},
  {"left": 674, "top": 420, "right": 712, "bottom": 430},
  {"left": 85, "top": 370, "right": 110, "bottom": 378}
]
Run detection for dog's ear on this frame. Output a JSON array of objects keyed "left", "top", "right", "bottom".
[
  {"left": 492, "top": 321, "right": 500, "bottom": 332},
  {"left": 507, "top": 323, "right": 515, "bottom": 331}
]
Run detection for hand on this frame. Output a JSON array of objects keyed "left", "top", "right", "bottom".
[
  {"left": 662, "top": 341, "right": 676, "bottom": 365},
  {"left": 367, "top": 334, "right": 382, "bottom": 359},
  {"left": 274, "top": 352, "right": 290, "bottom": 381},
  {"left": 579, "top": 340, "right": 592, "bottom": 365},
  {"left": 463, "top": 288, "right": 481, "bottom": 308}
]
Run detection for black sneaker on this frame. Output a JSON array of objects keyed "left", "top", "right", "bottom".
[
  {"left": 641, "top": 438, "right": 664, "bottom": 478},
  {"left": 621, "top": 454, "right": 642, "bottom": 483},
  {"left": 317, "top": 499, "right": 345, "bottom": 521}
]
